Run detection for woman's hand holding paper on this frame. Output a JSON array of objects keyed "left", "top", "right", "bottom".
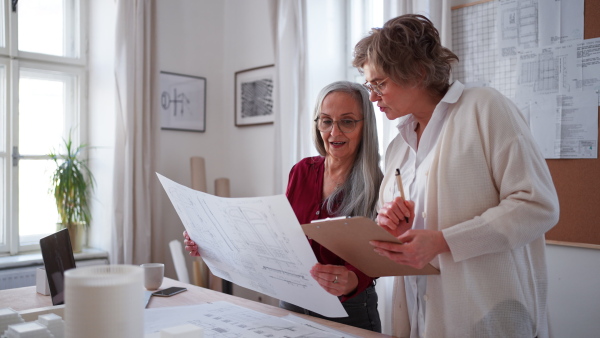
[
  {"left": 183, "top": 230, "right": 201, "bottom": 257},
  {"left": 310, "top": 263, "right": 358, "bottom": 297}
]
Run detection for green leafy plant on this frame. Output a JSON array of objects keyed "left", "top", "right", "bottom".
[{"left": 49, "top": 134, "right": 95, "bottom": 229}]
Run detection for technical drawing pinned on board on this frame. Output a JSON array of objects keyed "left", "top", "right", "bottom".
[
  {"left": 529, "top": 92, "right": 598, "bottom": 159},
  {"left": 156, "top": 173, "right": 347, "bottom": 318},
  {"left": 516, "top": 43, "right": 580, "bottom": 97},
  {"left": 538, "top": 0, "right": 584, "bottom": 47},
  {"left": 496, "top": 0, "right": 539, "bottom": 57}
]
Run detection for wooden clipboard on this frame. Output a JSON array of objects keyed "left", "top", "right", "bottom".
[{"left": 301, "top": 217, "right": 439, "bottom": 277}]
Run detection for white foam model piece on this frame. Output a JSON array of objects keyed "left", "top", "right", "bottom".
[
  {"left": 160, "top": 324, "right": 204, "bottom": 338},
  {"left": 35, "top": 268, "right": 50, "bottom": 296},
  {"left": 0, "top": 308, "right": 24, "bottom": 335},
  {"left": 64, "top": 265, "right": 144, "bottom": 338},
  {"left": 36, "top": 313, "right": 64, "bottom": 338},
  {"left": 3, "top": 321, "right": 52, "bottom": 338}
]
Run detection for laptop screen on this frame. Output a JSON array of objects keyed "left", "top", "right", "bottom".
[{"left": 39, "top": 228, "right": 77, "bottom": 305}]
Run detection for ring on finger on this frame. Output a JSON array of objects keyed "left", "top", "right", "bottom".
[{"left": 332, "top": 275, "right": 338, "bottom": 284}]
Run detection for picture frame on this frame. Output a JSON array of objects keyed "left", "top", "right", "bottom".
[
  {"left": 234, "top": 65, "right": 275, "bottom": 127},
  {"left": 160, "top": 71, "right": 206, "bottom": 132}
]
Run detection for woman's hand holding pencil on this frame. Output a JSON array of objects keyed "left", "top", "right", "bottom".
[
  {"left": 377, "top": 197, "right": 414, "bottom": 238},
  {"left": 395, "top": 169, "right": 410, "bottom": 224},
  {"left": 376, "top": 168, "right": 413, "bottom": 238}
]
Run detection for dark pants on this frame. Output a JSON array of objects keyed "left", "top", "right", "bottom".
[{"left": 279, "top": 284, "right": 382, "bottom": 333}]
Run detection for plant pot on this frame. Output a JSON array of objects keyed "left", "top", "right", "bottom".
[{"left": 57, "top": 223, "right": 85, "bottom": 253}]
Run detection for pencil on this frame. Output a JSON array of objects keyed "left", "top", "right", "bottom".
[{"left": 395, "top": 169, "right": 410, "bottom": 223}]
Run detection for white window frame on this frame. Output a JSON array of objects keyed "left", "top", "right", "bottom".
[
  {"left": 0, "top": 56, "right": 9, "bottom": 254},
  {"left": 1, "top": 0, "right": 88, "bottom": 255},
  {"left": 0, "top": 1, "right": 7, "bottom": 54}
]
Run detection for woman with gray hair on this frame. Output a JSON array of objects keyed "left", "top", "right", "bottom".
[
  {"left": 279, "top": 80, "right": 383, "bottom": 332},
  {"left": 185, "top": 80, "right": 383, "bottom": 332}
]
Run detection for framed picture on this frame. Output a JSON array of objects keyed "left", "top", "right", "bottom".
[
  {"left": 235, "top": 65, "right": 275, "bottom": 127},
  {"left": 160, "top": 71, "right": 206, "bottom": 132}
]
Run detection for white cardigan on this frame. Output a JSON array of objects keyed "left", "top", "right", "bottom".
[{"left": 378, "top": 85, "right": 560, "bottom": 338}]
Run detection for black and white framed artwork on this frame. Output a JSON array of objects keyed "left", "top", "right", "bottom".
[
  {"left": 160, "top": 71, "right": 206, "bottom": 132},
  {"left": 234, "top": 65, "right": 275, "bottom": 127}
]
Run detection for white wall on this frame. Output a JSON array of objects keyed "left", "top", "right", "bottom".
[
  {"left": 222, "top": 0, "right": 276, "bottom": 199},
  {"left": 154, "top": 0, "right": 279, "bottom": 293},
  {"left": 546, "top": 244, "right": 600, "bottom": 337},
  {"left": 155, "top": 0, "right": 228, "bottom": 278}
]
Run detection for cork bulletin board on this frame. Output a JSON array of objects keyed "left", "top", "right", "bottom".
[
  {"left": 545, "top": 0, "right": 600, "bottom": 249},
  {"left": 451, "top": 0, "right": 600, "bottom": 249}
]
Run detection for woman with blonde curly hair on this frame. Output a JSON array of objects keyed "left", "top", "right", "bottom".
[{"left": 355, "top": 14, "right": 559, "bottom": 337}]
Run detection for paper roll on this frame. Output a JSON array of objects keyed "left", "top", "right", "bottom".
[
  {"left": 190, "top": 157, "right": 207, "bottom": 192},
  {"left": 210, "top": 177, "right": 231, "bottom": 292},
  {"left": 192, "top": 260, "right": 204, "bottom": 287},
  {"left": 190, "top": 157, "right": 209, "bottom": 289},
  {"left": 214, "top": 178, "right": 230, "bottom": 197},
  {"left": 64, "top": 265, "right": 143, "bottom": 338}
]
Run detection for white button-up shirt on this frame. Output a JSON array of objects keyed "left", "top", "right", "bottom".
[{"left": 394, "top": 83, "right": 462, "bottom": 338}]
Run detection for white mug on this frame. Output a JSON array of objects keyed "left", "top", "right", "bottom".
[{"left": 140, "top": 263, "right": 164, "bottom": 290}]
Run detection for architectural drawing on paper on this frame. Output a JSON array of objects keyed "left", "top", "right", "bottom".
[
  {"left": 194, "top": 202, "right": 311, "bottom": 293},
  {"left": 159, "top": 174, "right": 347, "bottom": 317},
  {"left": 144, "top": 301, "right": 349, "bottom": 337}
]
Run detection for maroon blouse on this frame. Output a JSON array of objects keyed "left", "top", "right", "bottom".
[{"left": 286, "top": 156, "right": 374, "bottom": 301}]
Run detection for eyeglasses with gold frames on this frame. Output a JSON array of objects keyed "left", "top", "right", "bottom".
[
  {"left": 314, "top": 117, "right": 364, "bottom": 133},
  {"left": 362, "top": 77, "right": 389, "bottom": 96}
]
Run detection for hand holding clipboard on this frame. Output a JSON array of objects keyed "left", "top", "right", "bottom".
[{"left": 302, "top": 217, "right": 439, "bottom": 277}]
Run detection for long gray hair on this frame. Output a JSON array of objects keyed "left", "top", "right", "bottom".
[{"left": 312, "top": 81, "right": 383, "bottom": 220}]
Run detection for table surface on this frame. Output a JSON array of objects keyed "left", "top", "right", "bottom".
[{"left": 0, "top": 277, "right": 393, "bottom": 338}]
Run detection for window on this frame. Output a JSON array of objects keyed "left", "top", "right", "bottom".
[
  {"left": 0, "top": 0, "right": 87, "bottom": 255},
  {"left": 347, "top": 0, "right": 386, "bottom": 160},
  {"left": 347, "top": 0, "right": 384, "bottom": 83}
]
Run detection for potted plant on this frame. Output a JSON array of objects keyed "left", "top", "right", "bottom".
[{"left": 49, "top": 133, "right": 95, "bottom": 253}]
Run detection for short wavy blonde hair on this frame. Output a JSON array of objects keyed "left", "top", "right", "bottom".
[{"left": 353, "top": 14, "right": 458, "bottom": 97}]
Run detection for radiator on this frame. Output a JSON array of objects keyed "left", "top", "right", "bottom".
[
  {"left": 0, "top": 266, "right": 37, "bottom": 290},
  {"left": 0, "top": 258, "right": 109, "bottom": 290}
]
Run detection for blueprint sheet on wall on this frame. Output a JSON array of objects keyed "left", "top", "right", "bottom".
[
  {"left": 157, "top": 173, "right": 347, "bottom": 318},
  {"left": 452, "top": 0, "right": 597, "bottom": 159}
]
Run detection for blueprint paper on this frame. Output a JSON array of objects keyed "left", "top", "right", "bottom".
[
  {"left": 452, "top": 0, "right": 597, "bottom": 159},
  {"left": 157, "top": 173, "right": 347, "bottom": 318},
  {"left": 497, "top": 0, "right": 539, "bottom": 57},
  {"left": 577, "top": 37, "right": 600, "bottom": 101},
  {"left": 538, "top": 0, "right": 584, "bottom": 47},
  {"left": 144, "top": 302, "right": 349, "bottom": 337},
  {"left": 282, "top": 314, "right": 360, "bottom": 338},
  {"left": 516, "top": 43, "right": 580, "bottom": 98},
  {"left": 530, "top": 92, "right": 598, "bottom": 159}
]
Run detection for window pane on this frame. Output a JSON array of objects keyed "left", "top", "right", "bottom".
[
  {"left": 0, "top": 0, "right": 5, "bottom": 48},
  {"left": 0, "top": 158, "right": 4, "bottom": 245},
  {"left": 0, "top": 64, "right": 5, "bottom": 152},
  {"left": 0, "top": 64, "right": 4, "bottom": 245},
  {"left": 19, "top": 69, "right": 76, "bottom": 155},
  {"left": 18, "top": 0, "right": 79, "bottom": 58},
  {"left": 19, "top": 159, "right": 58, "bottom": 241}
]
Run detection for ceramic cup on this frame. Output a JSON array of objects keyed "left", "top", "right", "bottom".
[{"left": 140, "top": 263, "right": 164, "bottom": 290}]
